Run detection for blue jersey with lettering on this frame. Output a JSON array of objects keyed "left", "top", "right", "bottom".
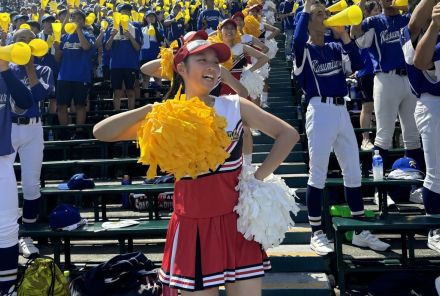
[
  {"left": 105, "top": 23, "right": 142, "bottom": 69},
  {"left": 10, "top": 64, "right": 54, "bottom": 118},
  {"left": 196, "top": 9, "right": 223, "bottom": 32},
  {"left": 357, "top": 13, "right": 410, "bottom": 72},
  {"left": 0, "top": 70, "right": 33, "bottom": 156},
  {"left": 166, "top": 13, "right": 185, "bottom": 42},
  {"left": 400, "top": 26, "right": 440, "bottom": 97},
  {"left": 293, "top": 12, "right": 363, "bottom": 102},
  {"left": 58, "top": 31, "right": 96, "bottom": 83}
]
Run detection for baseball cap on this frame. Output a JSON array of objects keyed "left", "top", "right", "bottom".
[
  {"left": 183, "top": 30, "right": 208, "bottom": 43},
  {"left": 173, "top": 39, "right": 231, "bottom": 71},
  {"left": 49, "top": 204, "right": 87, "bottom": 231},
  {"left": 145, "top": 10, "right": 156, "bottom": 17},
  {"left": 71, "top": 9, "right": 87, "bottom": 19},
  {"left": 232, "top": 11, "right": 245, "bottom": 20},
  {"left": 58, "top": 173, "right": 95, "bottom": 190},
  {"left": 12, "top": 14, "right": 29, "bottom": 22},
  {"left": 117, "top": 3, "right": 133, "bottom": 12},
  {"left": 218, "top": 18, "right": 237, "bottom": 29},
  {"left": 388, "top": 157, "right": 424, "bottom": 180},
  {"left": 41, "top": 14, "right": 56, "bottom": 23}
]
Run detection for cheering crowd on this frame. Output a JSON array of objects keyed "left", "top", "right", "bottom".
[{"left": 1, "top": 0, "right": 440, "bottom": 294}]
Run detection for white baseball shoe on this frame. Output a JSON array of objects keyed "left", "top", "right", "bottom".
[
  {"left": 352, "top": 230, "right": 390, "bottom": 251},
  {"left": 19, "top": 237, "right": 39, "bottom": 258},
  {"left": 310, "top": 230, "right": 334, "bottom": 256}
]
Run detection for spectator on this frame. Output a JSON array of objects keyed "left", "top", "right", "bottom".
[
  {"left": 164, "top": 3, "right": 185, "bottom": 43},
  {"left": 197, "top": 0, "right": 223, "bottom": 34}
]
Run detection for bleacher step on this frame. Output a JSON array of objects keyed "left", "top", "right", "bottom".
[
  {"left": 267, "top": 244, "right": 331, "bottom": 272},
  {"left": 220, "top": 272, "right": 332, "bottom": 296},
  {"left": 253, "top": 142, "right": 302, "bottom": 152}
]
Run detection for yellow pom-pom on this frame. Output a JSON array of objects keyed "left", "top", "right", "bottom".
[
  {"left": 137, "top": 96, "right": 231, "bottom": 180},
  {"left": 243, "top": 15, "right": 261, "bottom": 38},
  {"left": 160, "top": 47, "right": 174, "bottom": 81}
]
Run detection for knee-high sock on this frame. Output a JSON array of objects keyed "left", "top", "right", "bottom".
[
  {"left": 423, "top": 187, "right": 440, "bottom": 215},
  {"left": 344, "top": 186, "right": 365, "bottom": 218},
  {"left": 22, "top": 198, "right": 40, "bottom": 224},
  {"left": 307, "top": 185, "right": 323, "bottom": 233}
]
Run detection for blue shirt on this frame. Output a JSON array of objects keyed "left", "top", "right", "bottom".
[
  {"left": 230, "top": 2, "right": 242, "bottom": 16},
  {"left": 166, "top": 13, "right": 185, "bottom": 42},
  {"left": 357, "top": 48, "right": 375, "bottom": 77},
  {"left": 280, "top": 0, "right": 295, "bottom": 30},
  {"left": 10, "top": 64, "right": 54, "bottom": 118},
  {"left": 105, "top": 23, "right": 142, "bottom": 69},
  {"left": 357, "top": 13, "right": 410, "bottom": 73},
  {"left": 140, "top": 25, "right": 164, "bottom": 62},
  {"left": 196, "top": 9, "right": 223, "bottom": 32},
  {"left": 293, "top": 12, "right": 363, "bottom": 102},
  {"left": 58, "top": 31, "right": 96, "bottom": 83},
  {"left": 400, "top": 26, "right": 440, "bottom": 97}
]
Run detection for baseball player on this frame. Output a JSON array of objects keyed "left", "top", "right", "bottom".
[
  {"left": 0, "top": 54, "right": 34, "bottom": 295},
  {"left": 401, "top": 0, "right": 440, "bottom": 253},
  {"left": 351, "top": 0, "right": 424, "bottom": 172},
  {"left": 10, "top": 29, "right": 54, "bottom": 259},
  {"left": 294, "top": 0, "right": 390, "bottom": 256}
]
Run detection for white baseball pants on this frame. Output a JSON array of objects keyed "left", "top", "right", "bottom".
[
  {"left": 415, "top": 94, "right": 440, "bottom": 194},
  {"left": 306, "top": 97, "right": 362, "bottom": 189},
  {"left": 11, "top": 121, "right": 44, "bottom": 201},
  {"left": 373, "top": 72, "right": 420, "bottom": 150}
]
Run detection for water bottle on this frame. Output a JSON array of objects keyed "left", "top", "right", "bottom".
[
  {"left": 48, "top": 129, "right": 54, "bottom": 141},
  {"left": 121, "top": 174, "right": 131, "bottom": 209},
  {"left": 372, "top": 150, "right": 383, "bottom": 181}
]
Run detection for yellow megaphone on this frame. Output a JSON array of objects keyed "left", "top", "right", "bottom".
[
  {"left": 19, "top": 24, "right": 31, "bottom": 30},
  {"left": 46, "top": 34, "right": 54, "bottom": 49},
  {"left": 74, "top": 0, "right": 80, "bottom": 8},
  {"left": 52, "top": 22, "right": 62, "bottom": 42},
  {"left": 0, "top": 13, "right": 10, "bottom": 33},
  {"left": 41, "top": 0, "right": 50, "bottom": 9},
  {"left": 106, "top": 3, "right": 114, "bottom": 10},
  {"left": 324, "top": 5, "right": 363, "bottom": 26},
  {"left": 120, "top": 15, "right": 129, "bottom": 31},
  {"left": 49, "top": 1, "right": 58, "bottom": 11},
  {"left": 99, "top": 0, "right": 105, "bottom": 5},
  {"left": 327, "top": 0, "right": 348, "bottom": 13},
  {"left": 85, "top": 13, "right": 96, "bottom": 26},
  {"left": 113, "top": 12, "right": 121, "bottom": 28},
  {"left": 100, "top": 20, "right": 108, "bottom": 31},
  {"left": 64, "top": 22, "right": 77, "bottom": 34},
  {"left": 67, "top": 0, "right": 74, "bottom": 8},
  {"left": 393, "top": 0, "right": 408, "bottom": 8},
  {"left": 292, "top": 2, "right": 299, "bottom": 13},
  {"left": 147, "top": 25, "right": 155, "bottom": 36},
  {"left": 29, "top": 38, "right": 49, "bottom": 57},
  {"left": 131, "top": 10, "right": 139, "bottom": 22},
  {"left": 0, "top": 42, "right": 32, "bottom": 65}
]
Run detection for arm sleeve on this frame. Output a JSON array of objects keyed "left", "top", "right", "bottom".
[
  {"left": 293, "top": 12, "right": 309, "bottom": 68},
  {"left": 2, "top": 69, "right": 33, "bottom": 110},
  {"left": 342, "top": 40, "right": 364, "bottom": 73}
]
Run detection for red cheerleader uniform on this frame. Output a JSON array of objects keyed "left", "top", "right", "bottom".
[{"left": 159, "top": 95, "right": 271, "bottom": 291}]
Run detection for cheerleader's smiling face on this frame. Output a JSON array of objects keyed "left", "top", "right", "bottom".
[
  {"left": 178, "top": 49, "right": 221, "bottom": 94},
  {"left": 233, "top": 16, "right": 244, "bottom": 31},
  {"left": 221, "top": 23, "right": 237, "bottom": 43}
]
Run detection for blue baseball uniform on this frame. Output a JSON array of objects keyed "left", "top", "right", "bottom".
[{"left": 196, "top": 9, "right": 223, "bottom": 34}]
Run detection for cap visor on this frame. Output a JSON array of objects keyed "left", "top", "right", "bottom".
[
  {"left": 191, "top": 43, "right": 231, "bottom": 64},
  {"left": 57, "top": 183, "right": 70, "bottom": 190}
]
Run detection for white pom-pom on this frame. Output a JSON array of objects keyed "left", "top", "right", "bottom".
[
  {"left": 256, "top": 63, "right": 270, "bottom": 79},
  {"left": 234, "top": 164, "right": 300, "bottom": 250},
  {"left": 265, "top": 38, "right": 278, "bottom": 59},
  {"left": 240, "top": 67, "right": 264, "bottom": 100}
]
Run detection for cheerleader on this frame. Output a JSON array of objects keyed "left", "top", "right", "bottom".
[
  {"left": 213, "top": 19, "right": 269, "bottom": 166},
  {"left": 140, "top": 30, "right": 249, "bottom": 98},
  {"left": 140, "top": 11, "right": 164, "bottom": 91},
  {"left": 232, "top": 12, "right": 269, "bottom": 53},
  {"left": 94, "top": 39, "right": 299, "bottom": 295}
]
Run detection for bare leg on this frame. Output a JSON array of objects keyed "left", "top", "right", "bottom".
[
  {"left": 225, "top": 278, "right": 262, "bottom": 296},
  {"left": 360, "top": 102, "right": 374, "bottom": 140},
  {"left": 127, "top": 89, "right": 136, "bottom": 110},
  {"left": 181, "top": 288, "right": 219, "bottom": 296},
  {"left": 57, "top": 105, "right": 68, "bottom": 125},
  {"left": 113, "top": 89, "right": 124, "bottom": 110}
]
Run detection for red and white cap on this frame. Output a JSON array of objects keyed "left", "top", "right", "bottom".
[
  {"left": 183, "top": 30, "right": 209, "bottom": 43},
  {"left": 218, "top": 18, "right": 237, "bottom": 29},
  {"left": 173, "top": 40, "right": 231, "bottom": 71},
  {"left": 232, "top": 11, "right": 245, "bottom": 20},
  {"left": 248, "top": 4, "right": 263, "bottom": 11}
]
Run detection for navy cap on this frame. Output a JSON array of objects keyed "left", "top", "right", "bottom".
[
  {"left": 117, "top": 3, "right": 133, "bottom": 12},
  {"left": 145, "top": 10, "right": 156, "bottom": 17},
  {"left": 13, "top": 14, "right": 29, "bottom": 22},
  {"left": 41, "top": 14, "right": 56, "bottom": 22},
  {"left": 58, "top": 173, "right": 95, "bottom": 190},
  {"left": 49, "top": 204, "right": 84, "bottom": 230},
  {"left": 391, "top": 157, "right": 422, "bottom": 173}
]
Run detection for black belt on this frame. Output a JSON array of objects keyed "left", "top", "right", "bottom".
[
  {"left": 385, "top": 68, "right": 407, "bottom": 76},
  {"left": 12, "top": 116, "right": 40, "bottom": 125},
  {"left": 321, "top": 96, "right": 345, "bottom": 105}
]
